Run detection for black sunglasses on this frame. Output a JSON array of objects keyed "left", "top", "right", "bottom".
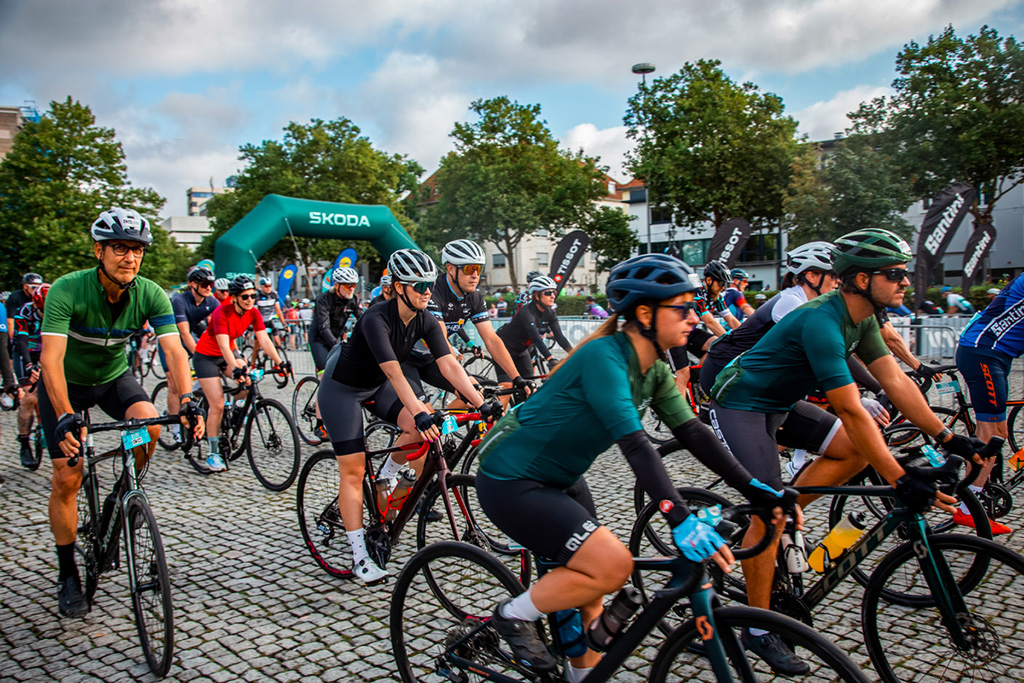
[
  {"left": 662, "top": 302, "right": 699, "bottom": 318},
  {"left": 872, "top": 268, "right": 909, "bottom": 283},
  {"left": 400, "top": 281, "right": 432, "bottom": 294},
  {"left": 236, "top": 293, "right": 257, "bottom": 301},
  {"left": 539, "top": 290, "right": 556, "bottom": 296}
]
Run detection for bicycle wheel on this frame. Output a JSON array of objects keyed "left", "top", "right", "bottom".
[
  {"left": 462, "top": 355, "right": 499, "bottom": 385},
  {"left": 863, "top": 534, "right": 1024, "bottom": 683},
  {"left": 245, "top": 398, "right": 300, "bottom": 491},
  {"left": 642, "top": 411, "right": 674, "bottom": 445},
  {"left": 150, "top": 351, "right": 166, "bottom": 380},
  {"left": 149, "top": 381, "right": 180, "bottom": 452},
  {"left": 291, "top": 375, "right": 323, "bottom": 446},
  {"left": 296, "top": 450, "right": 354, "bottom": 578},
  {"left": 76, "top": 472, "right": 101, "bottom": 605},
  {"left": 125, "top": 496, "right": 174, "bottom": 677},
  {"left": 415, "top": 473, "right": 531, "bottom": 586},
  {"left": 826, "top": 463, "right": 992, "bottom": 602},
  {"left": 390, "top": 541, "right": 526, "bottom": 683},
  {"left": 885, "top": 407, "right": 971, "bottom": 447},
  {"left": 650, "top": 605, "right": 870, "bottom": 682}
]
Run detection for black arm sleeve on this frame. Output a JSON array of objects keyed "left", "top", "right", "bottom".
[
  {"left": 617, "top": 429, "right": 691, "bottom": 527},
  {"left": 847, "top": 356, "right": 882, "bottom": 394},
  {"left": 15, "top": 332, "right": 30, "bottom": 368},
  {"left": 548, "top": 315, "right": 572, "bottom": 353},
  {"left": 670, "top": 418, "right": 754, "bottom": 494},
  {"left": 0, "top": 331, "right": 14, "bottom": 387},
  {"left": 456, "top": 327, "right": 472, "bottom": 344},
  {"left": 524, "top": 310, "right": 550, "bottom": 356}
]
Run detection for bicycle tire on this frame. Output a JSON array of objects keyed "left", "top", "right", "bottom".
[
  {"left": 415, "top": 473, "right": 532, "bottom": 587},
  {"left": 390, "top": 541, "right": 526, "bottom": 683},
  {"left": 364, "top": 419, "right": 401, "bottom": 453},
  {"left": 245, "top": 398, "right": 300, "bottom": 491},
  {"left": 827, "top": 461, "right": 992, "bottom": 603},
  {"left": 76, "top": 471, "right": 101, "bottom": 606},
  {"left": 650, "top": 605, "right": 870, "bottom": 682},
  {"left": 291, "top": 375, "right": 323, "bottom": 446},
  {"left": 296, "top": 450, "right": 354, "bottom": 579},
  {"left": 862, "top": 534, "right": 1024, "bottom": 683},
  {"left": 149, "top": 381, "right": 181, "bottom": 452},
  {"left": 884, "top": 406, "right": 971, "bottom": 447},
  {"left": 632, "top": 439, "right": 720, "bottom": 515},
  {"left": 462, "top": 355, "right": 499, "bottom": 385},
  {"left": 1006, "top": 402, "right": 1024, "bottom": 456},
  {"left": 150, "top": 351, "right": 166, "bottom": 380},
  {"left": 125, "top": 496, "right": 174, "bottom": 677}
]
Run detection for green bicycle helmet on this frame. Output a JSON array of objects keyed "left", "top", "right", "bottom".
[{"left": 833, "top": 228, "right": 912, "bottom": 278}]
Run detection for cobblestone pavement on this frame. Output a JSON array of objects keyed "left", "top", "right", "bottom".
[{"left": 1, "top": 377, "right": 1023, "bottom": 682}]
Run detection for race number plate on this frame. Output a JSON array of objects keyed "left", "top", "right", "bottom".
[
  {"left": 121, "top": 426, "right": 151, "bottom": 450},
  {"left": 441, "top": 415, "right": 459, "bottom": 435},
  {"left": 935, "top": 379, "right": 959, "bottom": 395}
]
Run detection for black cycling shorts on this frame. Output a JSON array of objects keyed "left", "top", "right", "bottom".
[
  {"left": 317, "top": 376, "right": 403, "bottom": 456},
  {"left": 310, "top": 340, "right": 333, "bottom": 373},
  {"left": 476, "top": 473, "right": 599, "bottom": 566},
  {"left": 193, "top": 352, "right": 227, "bottom": 379},
  {"left": 402, "top": 354, "right": 460, "bottom": 402},
  {"left": 38, "top": 371, "right": 151, "bottom": 459},
  {"left": 495, "top": 349, "right": 535, "bottom": 383}
]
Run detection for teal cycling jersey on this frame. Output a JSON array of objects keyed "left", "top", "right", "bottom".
[
  {"left": 710, "top": 289, "right": 889, "bottom": 413},
  {"left": 477, "top": 331, "right": 694, "bottom": 488},
  {"left": 41, "top": 268, "right": 177, "bottom": 386}
]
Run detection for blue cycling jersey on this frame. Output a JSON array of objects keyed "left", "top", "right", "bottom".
[{"left": 959, "top": 273, "right": 1024, "bottom": 358}]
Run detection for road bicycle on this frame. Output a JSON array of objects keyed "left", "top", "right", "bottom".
[
  {"left": 629, "top": 439, "right": 1024, "bottom": 682},
  {"left": 389, "top": 510, "right": 870, "bottom": 682},
  {"left": 70, "top": 410, "right": 199, "bottom": 677},
  {"left": 296, "top": 407, "right": 529, "bottom": 585}
]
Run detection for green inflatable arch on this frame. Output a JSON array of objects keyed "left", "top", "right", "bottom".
[{"left": 213, "top": 194, "right": 418, "bottom": 278}]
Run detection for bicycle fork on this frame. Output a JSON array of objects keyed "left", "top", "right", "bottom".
[{"left": 910, "top": 518, "right": 974, "bottom": 651}]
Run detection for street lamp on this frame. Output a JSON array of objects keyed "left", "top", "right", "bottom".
[{"left": 631, "top": 63, "right": 656, "bottom": 254}]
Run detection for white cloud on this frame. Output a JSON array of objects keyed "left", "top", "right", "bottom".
[
  {"left": 791, "top": 84, "right": 893, "bottom": 141},
  {"left": 561, "top": 123, "right": 632, "bottom": 182}
]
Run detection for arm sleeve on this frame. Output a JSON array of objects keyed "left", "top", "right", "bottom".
[
  {"left": 421, "top": 314, "right": 453, "bottom": 360},
  {"left": 669, "top": 418, "right": 754, "bottom": 493},
  {"left": 523, "top": 310, "right": 550, "bottom": 355},
  {"left": 617, "top": 430, "right": 691, "bottom": 527},
  {"left": 548, "top": 315, "right": 572, "bottom": 352},
  {"left": 456, "top": 327, "right": 472, "bottom": 344},
  {"left": 313, "top": 295, "right": 338, "bottom": 347}
]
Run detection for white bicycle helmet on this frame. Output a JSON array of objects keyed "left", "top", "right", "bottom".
[
  {"left": 528, "top": 276, "right": 558, "bottom": 294},
  {"left": 786, "top": 241, "right": 836, "bottom": 275},
  {"left": 333, "top": 266, "right": 359, "bottom": 285},
  {"left": 441, "top": 239, "right": 485, "bottom": 266},
  {"left": 380, "top": 274, "right": 392, "bottom": 287},
  {"left": 213, "top": 278, "right": 229, "bottom": 291},
  {"left": 90, "top": 207, "right": 152, "bottom": 246},
  {"left": 388, "top": 249, "right": 437, "bottom": 283}
]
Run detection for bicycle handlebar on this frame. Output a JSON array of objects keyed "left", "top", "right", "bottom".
[
  {"left": 725, "top": 496, "right": 797, "bottom": 561},
  {"left": 66, "top": 413, "right": 201, "bottom": 468}
]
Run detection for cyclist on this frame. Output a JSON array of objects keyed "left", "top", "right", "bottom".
[
  {"left": 367, "top": 273, "right": 393, "bottom": 308},
  {"left": 405, "top": 239, "right": 534, "bottom": 402},
  {"left": 317, "top": 249, "right": 500, "bottom": 585},
  {"left": 309, "top": 267, "right": 361, "bottom": 372},
  {"left": 13, "top": 282, "right": 49, "bottom": 466},
  {"left": 7, "top": 272, "right": 44, "bottom": 378},
  {"left": 474, "top": 253, "right": 794, "bottom": 680},
  {"left": 252, "top": 276, "right": 286, "bottom": 362},
  {"left": 39, "top": 208, "right": 205, "bottom": 618},
  {"left": 192, "top": 275, "right": 290, "bottom": 472},
  {"left": 162, "top": 266, "right": 218, "bottom": 445},
  {"left": 708, "top": 228, "right": 981, "bottom": 673},
  {"left": 954, "top": 271, "right": 1024, "bottom": 533},
  {"left": 723, "top": 267, "right": 755, "bottom": 321},
  {"left": 583, "top": 295, "right": 609, "bottom": 319},
  {"left": 496, "top": 276, "right": 572, "bottom": 381},
  {"left": 212, "top": 277, "right": 230, "bottom": 303}
]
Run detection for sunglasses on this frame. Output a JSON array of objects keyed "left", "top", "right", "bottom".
[
  {"left": 662, "top": 302, "right": 699, "bottom": 318},
  {"left": 196, "top": 280, "right": 214, "bottom": 288},
  {"left": 460, "top": 264, "right": 482, "bottom": 276},
  {"left": 539, "top": 290, "right": 556, "bottom": 296},
  {"left": 236, "top": 293, "right": 257, "bottom": 301},
  {"left": 401, "top": 281, "right": 432, "bottom": 294},
  {"left": 873, "top": 268, "right": 909, "bottom": 283}
]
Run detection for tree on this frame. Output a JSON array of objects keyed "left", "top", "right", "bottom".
[
  {"left": 849, "top": 25, "right": 1024, "bottom": 284},
  {"left": 0, "top": 98, "right": 189, "bottom": 287},
  {"left": 198, "top": 117, "right": 423, "bottom": 296},
  {"left": 784, "top": 138, "right": 915, "bottom": 246},
  {"left": 624, "top": 60, "right": 801, "bottom": 236},
  {"left": 588, "top": 206, "right": 639, "bottom": 272},
  {"left": 418, "top": 97, "right": 613, "bottom": 288}
]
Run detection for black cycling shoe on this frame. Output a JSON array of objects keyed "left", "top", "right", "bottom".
[
  {"left": 742, "top": 629, "right": 810, "bottom": 676},
  {"left": 19, "top": 439, "right": 34, "bottom": 467},
  {"left": 58, "top": 575, "right": 90, "bottom": 618},
  {"left": 490, "top": 600, "right": 557, "bottom": 673}
]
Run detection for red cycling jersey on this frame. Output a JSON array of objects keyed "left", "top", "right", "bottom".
[{"left": 194, "top": 301, "right": 265, "bottom": 357}]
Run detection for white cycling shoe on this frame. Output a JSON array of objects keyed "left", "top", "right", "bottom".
[{"left": 353, "top": 557, "right": 388, "bottom": 585}]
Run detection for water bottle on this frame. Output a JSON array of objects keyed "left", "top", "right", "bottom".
[
  {"left": 587, "top": 586, "right": 642, "bottom": 652},
  {"left": 807, "top": 512, "right": 867, "bottom": 573},
  {"left": 921, "top": 444, "right": 945, "bottom": 467},
  {"left": 1010, "top": 448, "right": 1024, "bottom": 473},
  {"left": 781, "top": 529, "right": 809, "bottom": 574},
  {"left": 387, "top": 470, "right": 417, "bottom": 521},
  {"left": 553, "top": 609, "right": 588, "bottom": 658}
]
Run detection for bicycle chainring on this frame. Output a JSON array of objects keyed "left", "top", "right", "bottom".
[
  {"left": 365, "top": 523, "right": 391, "bottom": 568},
  {"left": 981, "top": 483, "right": 1012, "bottom": 519},
  {"left": 770, "top": 590, "right": 813, "bottom": 628}
]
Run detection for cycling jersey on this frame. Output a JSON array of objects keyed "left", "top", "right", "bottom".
[
  {"left": 426, "top": 273, "right": 489, "bottom": 335},
  {"left": 723, "top": 287, "right": 748, "bottom": 320},
  {"left": 308, "top": 289, "right": 360, "bottom": 347},
  {"left": 710, "top": 289, "right": 890, "bottom": 413},
  {"left": 5, "top": 289, "right": 31, "bottom": 323},
  {"left": 171, "top": 290, "right": 218, "bottom": 338},
  {"left": 958, "top": 273, "right": 1024, "bottom": 358},
  {"left": 327, "top": 298, "right": 450, "bottom": 389},
  {"left": 693, "top": 286, "right": 726, "bottom": 316},
  {"left": 194, "top": 301, "right": 265, "bottom": 356},
  {"left": 14, "top": 301, "right": 42, "bottom": 359},
  {"left": 496, "top": 303, "right": 571, "bottom": 358},
  {"left": 254, "top": 289, "right": 279, "bottom": 323},
  {"left": 478, "top": 332, "right": 693, "bottom": 487},
  {"left": 40, "top": 268, "right": 177, "bottom": 386}
]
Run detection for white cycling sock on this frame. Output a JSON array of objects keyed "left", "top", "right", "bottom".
[
  {"left": 347, "top": 529, "right": 368, "bottom": 565},
  {"left": 500, "top": 589, "right": 543, "bottom": 621},
  {"left": 378, "top": 455, "right": 405, "bottom": 482},
  {"left": 962, "top": 485, "right": 983, "bottom": 515},
  {"left": 566, "top": 664, "right": 592, "bottom": 682},
  {"left": 169, "top": 423, "right": 180, "bottom": 436}
]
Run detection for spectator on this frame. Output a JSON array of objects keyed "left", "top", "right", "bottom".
[
  {"left": 987, "top": 287, "right": 1001, "bottom": 301},
  {"left": 488, "top": 302, "right": 498, "bottom": 319},
  {"left": 495, "top": 297, "right": 508, "bottom": 317}
]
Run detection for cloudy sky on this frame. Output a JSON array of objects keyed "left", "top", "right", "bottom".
[{"left": 2, "top": 0, "right": 1022, "bottom": 216}]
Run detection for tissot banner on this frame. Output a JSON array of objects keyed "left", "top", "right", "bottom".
[
  {"left": 705, "top": 218, "right": 751, "bottom": 268},
  {"left": 548, "top": 230, "right": 590, "bottom": 294},
  {"left": 962, "top": 219, "right": 996, "bottom": 279},
  {"left": 913, "top": 182, "right": 976, "bottom": 311},
  {"left": 277, "top": 264, "right": 298, "bottom": 305}
]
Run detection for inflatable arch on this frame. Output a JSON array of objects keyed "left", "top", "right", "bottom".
[{"left": 213, "top": 194, "right": 418, "bottom": 278}]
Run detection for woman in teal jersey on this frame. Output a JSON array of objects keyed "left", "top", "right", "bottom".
[{"left": 474, "top": 253, "right": 793, "bottom": 680}]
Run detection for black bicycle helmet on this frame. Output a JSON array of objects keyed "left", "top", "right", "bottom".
[
  {"left": 703, "top": 260, "right": 731, "bottom": 286},
  {"left": 606, "top": 254, "right": 701, "bottom": 318},
  {"left": 228, "top": 275, "right": 255, "bottom": 295},
  {"left": 188, "top": 266, "right": 215, "bottom": 284}
]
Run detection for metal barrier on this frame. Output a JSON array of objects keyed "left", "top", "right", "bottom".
[{"left": 887, "top": 315, "right": 974, "bottom": 360}]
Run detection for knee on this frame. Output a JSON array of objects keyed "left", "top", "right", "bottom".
[
  {"left": 52, "top": 468, "right": 82, "bottom": 499},
  {"left": 594, "top": 544, "right": 634, "bottom": 593}
]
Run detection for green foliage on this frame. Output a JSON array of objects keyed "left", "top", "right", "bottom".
[
  {"left": 784, "top": 138, "right": 915, "bottom": 245},
  {"left": 198, "top": 117, "right": 423, "bottom": 296},
  {"left": 624, "top": 59, "right": 800, "bottom": 232},
  {"left": 0, "top": 97, "right": 190, "bottom": 287},
  {"left": 588, "top": 206, "right": 639, "bottom": 272},
  {"left": 418, "top": 97, "right": 613, "bottom": 287}
]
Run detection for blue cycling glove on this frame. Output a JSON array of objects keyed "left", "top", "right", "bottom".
[
  {"left": 672, "top": 514, "right": 726, "bottom": 562},
  {"left": 743, "top": 478, "right": 785, "bottom": 510}
]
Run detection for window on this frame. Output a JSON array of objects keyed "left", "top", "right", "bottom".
[
  {"left": 738, "top": 231, "right": 781, "bottom": 262},
  {"left": 650, "top": 204, "right": 673, "bottom": 224},
  {"left": 680, "top": 240, "right": 710, "bottom": 267},
  {"left": 492, "top": 253, "right": 507, "bottom": 268},
  {"left": 537, "top": 252, "right": 549, "bottom": 266},
  {"left": 535, "top": 229, "right": 549, "bottom": 238}
]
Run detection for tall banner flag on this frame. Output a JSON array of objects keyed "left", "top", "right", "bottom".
[
  {"left": 705, "top": 218, "right": 751, "bottom": 267},
  {"left": 197, "top": 259, "right": 215, "bottom": 273},
  {"left": 322, "top": 248, "right": 360, "bottom": 292},
  {"left": 962, "top": 218, "right": 996, "bottom": 282},
  {"left": 548, "top": 230, "right": 590, "bottom": 294},
  {"left": 913, "top": 182, "right": 976, "bottom": 311},
  {"left": 277, "top": 265, "right": 298, "bottom": 305}
]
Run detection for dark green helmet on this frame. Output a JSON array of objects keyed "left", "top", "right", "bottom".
[{"left": 833, "top": 228, "right": 912, "bottom": 277}]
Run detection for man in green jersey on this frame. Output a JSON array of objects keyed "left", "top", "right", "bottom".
[
  {"left": 39, "top": 208, "right": 205, "bottom": 618},
  {"left": 709, "top": 229, "right": 983, "bottom": 674}
]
